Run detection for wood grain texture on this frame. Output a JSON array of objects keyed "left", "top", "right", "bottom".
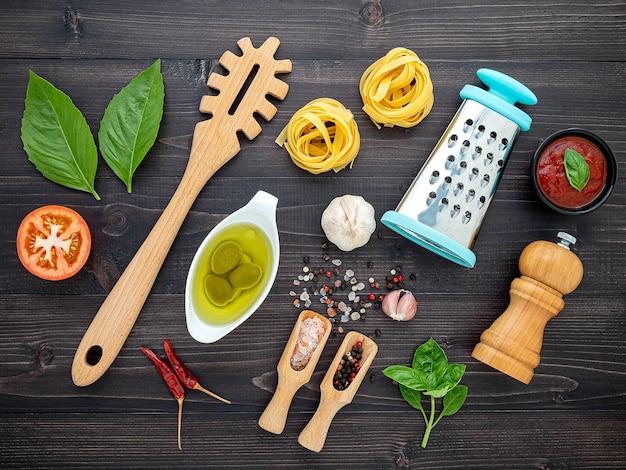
[{"left": 1, "top": 0, "right": 625, "bottom": 468}]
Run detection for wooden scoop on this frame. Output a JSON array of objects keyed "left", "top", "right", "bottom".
[
  {"left": 298, "top": 331, "right": 378, "bottom": 452},
  {"left": 71, "top": 37, "right": 292, "bottom": 387},
  {"left": 258, "top": 310, "right": 331, "bottom": 434}
]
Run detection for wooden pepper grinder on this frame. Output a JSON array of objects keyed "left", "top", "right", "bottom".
[{"left": 471, "top": 232, "right": 584, "bottom": 384}]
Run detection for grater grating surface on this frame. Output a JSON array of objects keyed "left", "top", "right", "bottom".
[{"left": 381, "top": 69, "right": 536, "bottom": 267}]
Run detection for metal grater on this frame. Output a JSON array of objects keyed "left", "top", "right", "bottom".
[{"left": 381, "top": 69, "right": 537, "bottom": 268}]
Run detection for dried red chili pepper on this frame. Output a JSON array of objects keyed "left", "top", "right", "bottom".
[
  {"left": 141, "top": 346, "right": 185, "bottom": 450},
  {"left": 163, "top": 338, "right": 231, "bottom": 404}
]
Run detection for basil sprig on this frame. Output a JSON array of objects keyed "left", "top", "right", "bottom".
[
  {"left": 21, "top": 71, "right": 101, "bottom": 200},
  {"left": 21, "top": 61, "right": 164, "bottom": 199},
  {"left": 383, "top": 338, "right": 468, "bottom": 448},
  {"left": 564, "top": 148, "right": 590, "bottom": 192}
]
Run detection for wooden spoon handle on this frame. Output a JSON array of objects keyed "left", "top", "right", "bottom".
[
  {"left": 71, "top": 169, "right": 203, "bottom": 387},
  {"left": 297, "top": 394, "right": 345, "bottom": 452},
  {"left": 258, "top": 378, "right": 302, "bottom": 435}
]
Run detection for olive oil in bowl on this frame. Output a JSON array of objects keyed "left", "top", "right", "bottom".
[
  {"left": 190, "top": 223, "right": 272, "bottom": 326},
  {"left": 185, "top": 191, "right": 280, "bottom": 343}
]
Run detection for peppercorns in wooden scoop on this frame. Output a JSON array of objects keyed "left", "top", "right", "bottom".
[{"left": 298, "top": 331, "right": 378, "bottom": 452}]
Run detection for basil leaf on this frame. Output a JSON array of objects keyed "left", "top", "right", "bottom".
[
  {"left": 99, "top": 60, "right": 164, "bottom": 192},
  {"left": 424, "top": 364, "right": 466, "bottom": 398},
  {"left": 412, "top": 337, "right": 449, "bottom": 373},
  {"left": 382, "top": 365, "right": 428, "bottom": 391},
  {"left": 440, "top": 385, "right": 468, "bottom": 417},
  {"left": 564, "top": 148, "right": 590, "bottom": 192},
  {"left": 21, "top": 71, "right": 100, "bottom": 200},
  {"left": 399, "top": 384, "right": 425, "bottom": 413},
  {"left": 444, "top": 363, "right": 466, "bottom": 387}
]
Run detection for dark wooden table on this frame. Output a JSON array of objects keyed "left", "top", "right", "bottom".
[{"left": 1, "top": 1, "right": 625, "bottom": 468}]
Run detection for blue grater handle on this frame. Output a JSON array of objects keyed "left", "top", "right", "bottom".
[
  {"left": 460, "top": 69, "right": 537, "bottom": 131},
  {"left": 380, "top": 211, "right": 477, "bottom": 268}
]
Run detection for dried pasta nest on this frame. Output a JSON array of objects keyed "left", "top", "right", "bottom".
[
  {"left": 276, "top": 98, "right": 360, "bottom": 175},
  {"left": 360, "top": 47, "right": 434, "bottom": 129}
]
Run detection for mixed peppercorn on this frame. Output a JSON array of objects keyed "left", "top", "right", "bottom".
[
  {"left": 290, "top": 242, "right": 416, "bottom": 332},
  {"left": 333, "top": 341, "right": 364, "bottom": 390}
]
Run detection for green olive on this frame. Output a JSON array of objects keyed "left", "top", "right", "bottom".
[
  {"left": 211, "top": 240, "right": 242, "bottom": 275},
  {"left": 204, "top": 274, "right": 235, "bottom": 306},
  {"left": 229, "top": 262, "right": 263, "bottom": 289}
]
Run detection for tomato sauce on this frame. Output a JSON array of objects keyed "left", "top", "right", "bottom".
[{"left": 535, "top": 135, "right": 607, "bottom": 209}]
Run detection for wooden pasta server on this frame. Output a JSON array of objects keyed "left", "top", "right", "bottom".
[{"left": 72, "top": 37, "right": 292, "bottom": 386}]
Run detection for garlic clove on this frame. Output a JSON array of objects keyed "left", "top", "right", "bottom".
[
  {"left": 321, "top": 194, "right": 376, "bottom": 251},
  {"left": 382, "top": 289, "right": 418, "bottom": 321}
]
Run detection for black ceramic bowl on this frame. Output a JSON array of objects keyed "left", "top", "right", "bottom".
[{"left": 531, "top": 128, "right": 617, "bottom": 215}]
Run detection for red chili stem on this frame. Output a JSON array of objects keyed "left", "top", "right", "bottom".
[
  {"left": 141, "top": 346, "right": 185, "bottom": 450},
  {"left": 191, "top": 382, "right": 231, "bottom": 404},
  {"left": 163, "top": 338, "right": 231, "bottom": 405},
  {"left": 175, "top": 397, "right": 183, "bottom": 451}
]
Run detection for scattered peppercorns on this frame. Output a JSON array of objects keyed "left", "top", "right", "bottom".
[
  {"left": 333, "top": 341, "right": 363, "bottom": 390},
  {"left": 289, "top": 246, "right": 417, "bottom": 328}
]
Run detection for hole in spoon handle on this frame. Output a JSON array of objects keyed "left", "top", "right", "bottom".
[
  {"left": 86, "top": 345, "right": 103, "bottom": 366},
  {"left": 71, "top": 312, "right": 132, "bottom": 387}
]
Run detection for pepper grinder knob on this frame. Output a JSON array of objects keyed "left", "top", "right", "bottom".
[{"left": 471, "top": 232, "right": 584, "bottom": 384}]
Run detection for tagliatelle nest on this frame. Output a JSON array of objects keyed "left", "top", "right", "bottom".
[
  {"left": 360, "top": 47, "right": 434, "bottom": 129},
  {"left": 276, "top": 98, "right": 360, "bottom": 175}
]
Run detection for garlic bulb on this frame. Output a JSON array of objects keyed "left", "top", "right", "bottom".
[{"left": 321, "top": 194, "right": 376, "bottom": 251}]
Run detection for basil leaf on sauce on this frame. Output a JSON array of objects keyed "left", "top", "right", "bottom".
[
  {"left": 98, "top": 60, "right": 164, "bottom": 193},
  {"left": 564, "top": 148, "right": 590, "bottom": 192},
  {"left": 21, "top": 71, "right": 100, "bottom": 200}
]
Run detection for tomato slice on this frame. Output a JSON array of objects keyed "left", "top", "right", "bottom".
[{"left": 16, "top": 205, "right": 91, "bottom": 281}]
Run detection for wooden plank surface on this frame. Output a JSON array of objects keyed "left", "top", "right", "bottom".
[{"left": 1, "top": 0, "right": 625, "bottom": 468}]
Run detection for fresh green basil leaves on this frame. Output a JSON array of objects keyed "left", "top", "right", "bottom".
[
  {"left": 99, "top": 60, "right": 164, "bottom": 193},
  {"left": 383, "top": 338, "right": 468, "bottom": 448},
  {"left": 21, "top": 71, "right": 101, "bottom": 200},
  {"left": 564, "top": 148, "right": 590, "bottom": 192},
  {"left": 21, "top": 61, "right": 164, "bottom": 199}
]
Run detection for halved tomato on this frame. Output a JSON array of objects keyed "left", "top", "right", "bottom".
[{"left": 16, "top": 205, "right": 91, "bottom": 281}]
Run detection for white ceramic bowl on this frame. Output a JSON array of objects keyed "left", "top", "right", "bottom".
[{"left": 185, "top": 191, "right": 280, "bottom": 343}]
